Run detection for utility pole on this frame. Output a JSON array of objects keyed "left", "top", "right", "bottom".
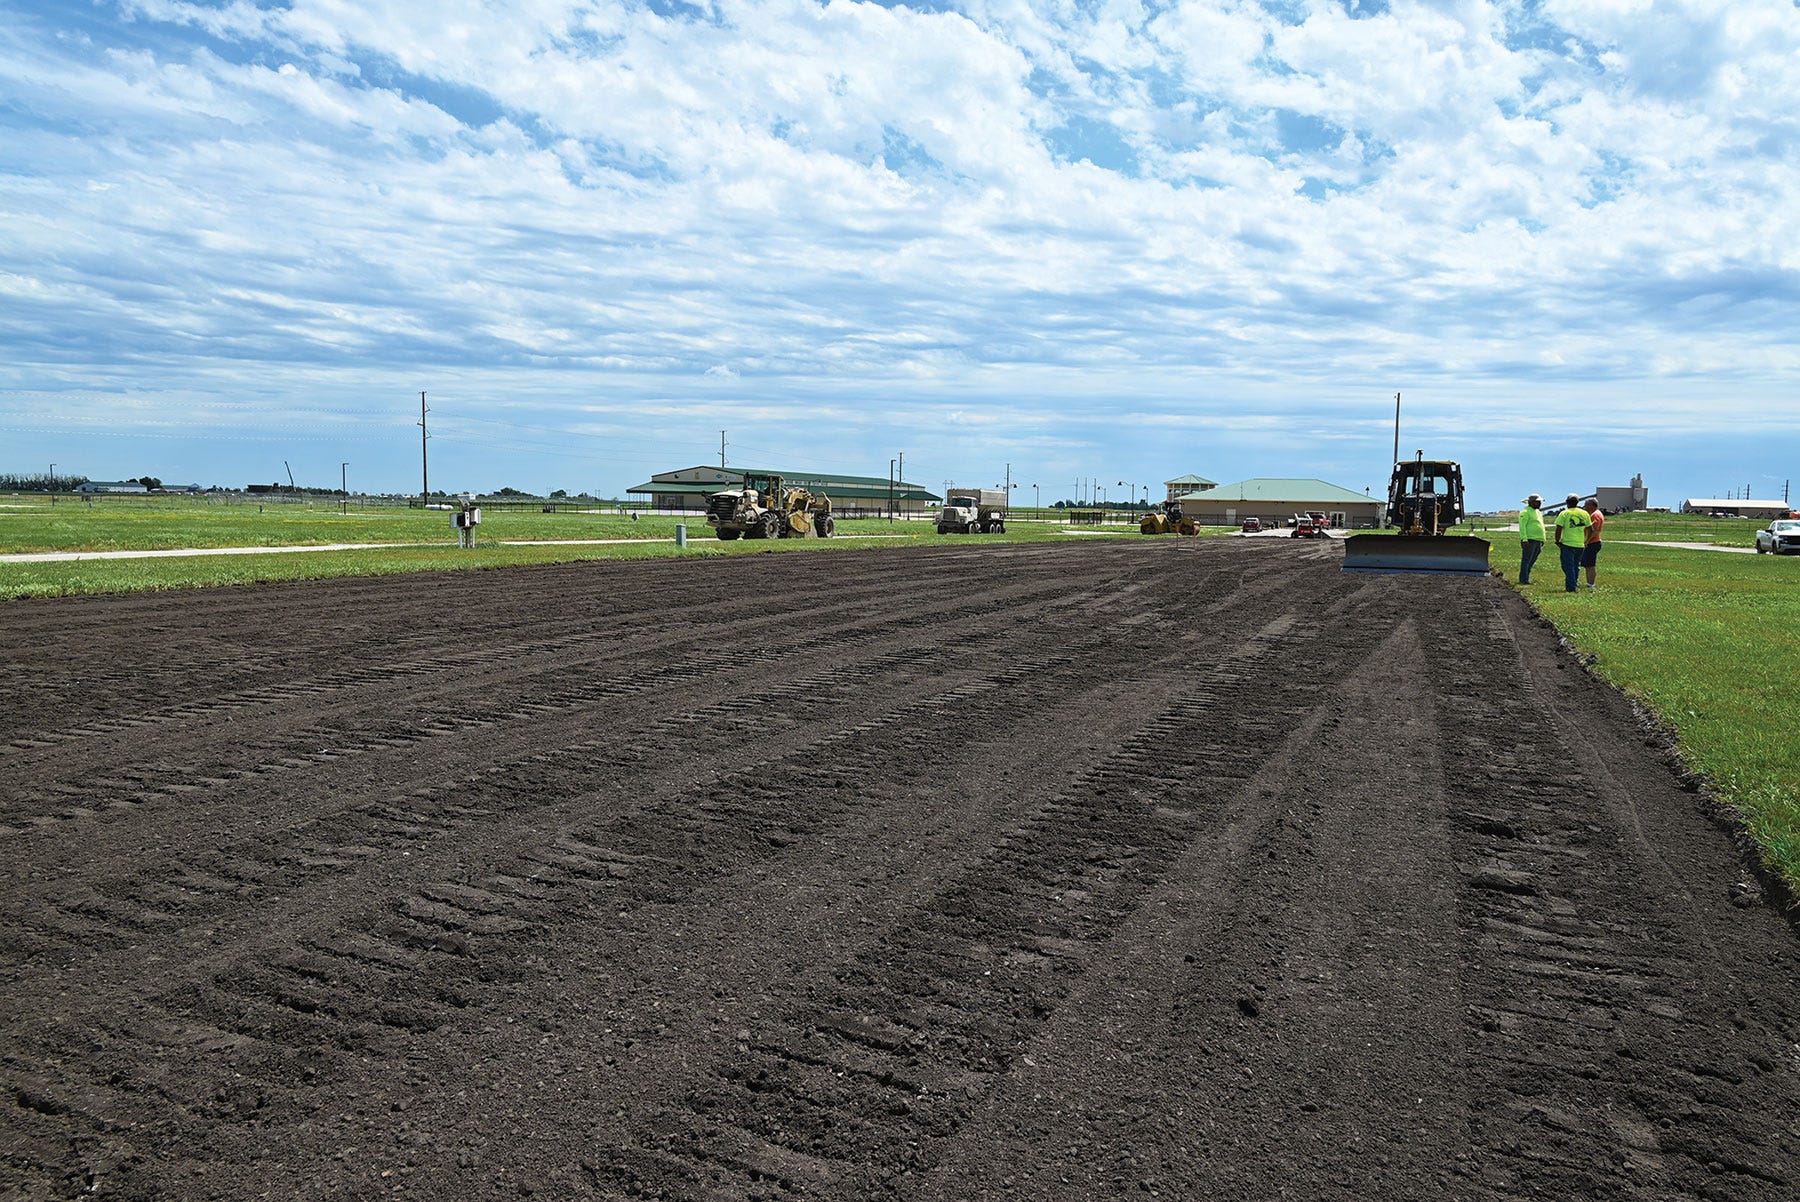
[
  {"left": 341, "top": 462, "right": 349, "bottom": 515},
  {"left": 49, "top": 463, "right": 55, "bottom": 505},
  {"left": 889, "top": 458, "right": 896, "bottom": 521},
  {"left": 419, "top": 391, "right": 430, "bottom": 505},
  {"left": 720, "top": 430, "right": 727, "bottom": 469},
  {"left": 898, "top": 452, "right": 904, "bottom": 519}
]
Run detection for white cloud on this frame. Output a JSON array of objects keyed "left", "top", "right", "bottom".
[{"left": 1, "top": 0, "right": 1796, "bottom": 502}]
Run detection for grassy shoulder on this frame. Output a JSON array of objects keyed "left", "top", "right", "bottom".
[
  {"left": 1457, "top": 510, "right": 1773, "bottom": 547},
  {"left": 1509, "top": 542, "right": 1800, "bottom": 900}
]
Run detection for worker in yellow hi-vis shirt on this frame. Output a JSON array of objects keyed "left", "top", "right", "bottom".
[
  {"left": 1552, "top": 493, "right": 1593, "bottom": 593},
  {"left": 1517, "top": 493, "right": 1546, "bottom": 584}
]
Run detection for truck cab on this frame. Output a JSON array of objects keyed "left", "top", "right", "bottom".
[{"left": 937, "top": 489, "right": 1007, "bottom": 534}]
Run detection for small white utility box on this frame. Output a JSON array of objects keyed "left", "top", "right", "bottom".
[{"left": 453, "top": 498, "right": 482, "bottom": 547}]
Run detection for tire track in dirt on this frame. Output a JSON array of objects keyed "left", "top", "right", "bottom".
[
  {"left": 2, "top": 544, "right": 1246, "bottom": 1197},
  {"left": 0, "top": 572, "right": 1085, "bottom": 841},
  {"left": 4, "top": 543, "right": 1797, "bottom": 1202},
  {"left": 577, "top": 604, "right": 1362, "bottom": 1199},
  {"left": 910, "top": 612, "right": 1469, "bottom": 1200},
  {"left": 1422, "top": 585, "right": 1799, "bottom": 1201},
  {"left": 0, "top": 551, "right": 1076, "bottom": 744}
]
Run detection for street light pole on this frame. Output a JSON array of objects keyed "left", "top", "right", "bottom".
[
  {"left": 49, "top": 463, "right": 56, "bottom": 505},
  {"left": 889, "top": 458, "right": 896, "bottom": 521}
]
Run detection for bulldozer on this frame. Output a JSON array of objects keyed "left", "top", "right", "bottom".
[
  {"left": 1140, "top": 499, "right": 1199, "bottom": 536},
  {"left": 704, "top": 473, "right": 837, "bottom": 541},
  {"left": 1342, "top": 452, "right": 1490, "bottom": 575}
]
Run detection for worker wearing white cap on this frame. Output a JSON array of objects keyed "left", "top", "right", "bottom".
[{"left": 1517, "top": 494, "right": 1546, "bottom": 583}]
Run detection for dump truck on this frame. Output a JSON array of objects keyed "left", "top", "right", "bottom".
[
  {"left": 705, "top": 473, "right": 837, "bottom": 540},
  {"left": 1342, "top": 452, "right": 1490, "bottom": 575},
  {"left": 937, "top": 488, "right": 1007, "bottom": 534},
  {"left": 1140, "top": 500, "right": 1199, "bottom": 536}
]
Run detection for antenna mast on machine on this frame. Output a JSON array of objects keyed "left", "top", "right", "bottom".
[
  {"left": 720, "top": 430, "right": 727, "bottom": 469},
  {"left": 420, "top": 391, "right": 430, "bottom": 504},
  {"left": 1392, "top": 391, "right": 1401, "bottom": 469}
]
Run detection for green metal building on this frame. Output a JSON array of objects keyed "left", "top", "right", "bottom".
[{"left": 627, "top": 466, "right": 942, "bottom": 516}]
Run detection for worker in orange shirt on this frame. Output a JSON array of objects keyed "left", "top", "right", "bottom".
[{"left": 1581, "top": 498, "right": 1605, "bottom": 590}]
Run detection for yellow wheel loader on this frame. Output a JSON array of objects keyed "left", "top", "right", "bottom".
[
  {"left": 705, "top": 474, "right": 837, "bottom": 540},
  {"left": 1342, "top": 452, "right": 1489, "bottom": 575}
]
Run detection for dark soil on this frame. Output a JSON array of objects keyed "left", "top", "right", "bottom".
[{"left": 2, "top": 539, "right": 1796, "bottom": 1200}]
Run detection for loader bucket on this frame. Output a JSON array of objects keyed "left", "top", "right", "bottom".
[{"left": 1342, "top": 534, "right": 1491, "bottom": 576}]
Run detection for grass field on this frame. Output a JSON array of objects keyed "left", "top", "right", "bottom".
[
  {"left": 0, "top": 496, "right": 677, "bottom": 554},
  {"left": 0, "top": 495, "right": 1179, "bottom": 600},
  {"left": 1458, "top": 509, "right": 1777, "bottom": 547},
  {"left": 1508, "top": 539, "right": 1800, "bottom": 900}
]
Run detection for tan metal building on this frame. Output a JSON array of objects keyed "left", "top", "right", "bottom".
[
  {"left": 1164, "top": 473, "right": 1217, "bottom": 503},
  {"left": 1176, "top": 478, "right": 1386, "bottom": 528},
  {"left": 1594, "top": 474, "right": 1649, "bottom": 513}
]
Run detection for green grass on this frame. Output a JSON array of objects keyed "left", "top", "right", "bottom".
[
  {"left": 1510, "top": 541, "right": 1800, "bottom": 900},
  {"left": 0, "top": 495, "right": 1163, "bottom": 600},
  {"left": 0, "top": 495, "right": 666, "bottom": 553},
  {"left": 1458, "top": 509, "right": 1774, "bottom": 547}
]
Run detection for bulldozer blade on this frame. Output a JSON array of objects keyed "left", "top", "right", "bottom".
[{"left": 1341, "top": 534, "right": 1491, "bottom": 576}]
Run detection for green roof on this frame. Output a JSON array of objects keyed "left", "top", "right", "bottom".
[
  {"left": 629, "top": 469, "right": 939, "bottom": 504},
  {"left": 1165, "top": 473, "right": 1217, "bottom": 486},
  {"left": 1178, "top": 478, "right": 1377, "bottom": 505}
]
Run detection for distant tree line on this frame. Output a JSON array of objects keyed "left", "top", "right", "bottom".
[
  {"left": 2, "top": 472, "right": 90, "bottom": 491},
  {"left": 1050, "top": 498, "right": 1152, "bottom": 510}
]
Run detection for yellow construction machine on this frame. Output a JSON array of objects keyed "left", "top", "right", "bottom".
[
  {"left": 1342, "top": 452, "right": 1490, "bottom": 575},
  {"left": 705, "top": 473, "right": 837, "bottom": 540},
  {"left": 1140, "top": 500, "right": 1199, "bottom": 536}
]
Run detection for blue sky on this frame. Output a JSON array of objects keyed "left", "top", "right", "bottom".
[{"left": 2, "top": 0, "right": 1796, "bottom": 507}]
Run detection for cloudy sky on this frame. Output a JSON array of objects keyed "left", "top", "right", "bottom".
[{"left": 3, "top": 0, "right": 1796, "bottom": 506}]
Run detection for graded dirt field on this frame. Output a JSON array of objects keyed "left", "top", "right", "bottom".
[{"left": 3, "top": 539, "right": 1796, "bottom": 1201}]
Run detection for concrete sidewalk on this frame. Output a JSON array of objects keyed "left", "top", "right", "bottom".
[{"left": 0, "top": 542, "right": 432, "bottom": 564}]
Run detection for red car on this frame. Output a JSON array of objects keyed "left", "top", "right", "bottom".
[{"left": 1241, "top": 517, "right": 1262, "bottom": 532}]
